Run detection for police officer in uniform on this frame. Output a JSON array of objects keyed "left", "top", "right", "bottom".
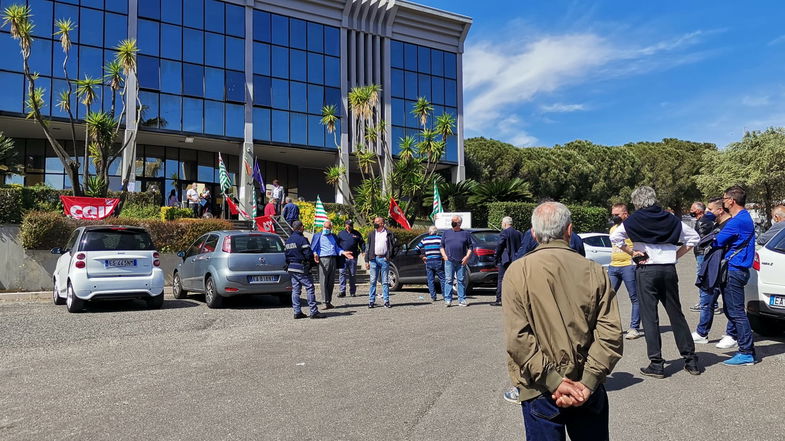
[{"left": 285, "top": 221, "right": 324, "bottom": 319}]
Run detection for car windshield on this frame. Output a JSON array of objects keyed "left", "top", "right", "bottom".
[
  {"left": 80, "top": 229, "right": 155, "bottom": 251},
  {"left": 765, "top": 228, "right": 785, "bottom": 254},
  {"left": 231, "top": 234, "right": 284, "bottom": 253},
  {"left": 471, "top": 231, "right": 499, "bottom": 245}
]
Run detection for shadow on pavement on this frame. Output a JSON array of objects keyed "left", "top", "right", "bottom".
[
  {"left": 605, "top": 372, "right": 644, "bottom": 391},
  {"left": 83, "top": 298, "right": 200, "bottom": 313}
]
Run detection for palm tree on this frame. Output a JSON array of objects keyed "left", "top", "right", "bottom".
[
  {"left": 411, "top": 97, "right": 433, "bottom": 129},
  {"left": 320, "top": 104, "right": 340, "bottom": 148},
  {"left": 434, "top": 112, "right": 455, "bottom": 141},
  {"left": 75, "top": 75, "right": 102, "bottom": 182},
  {"left": 468, "top": 178, "right": 533, "bottom": 205},
  {"left": 438, "top": 179, "right": 476, "bottom": 212},
  {"left": 0, "top": 132, "right": 23, "bottom": 177},
  {"left": 103, "top": 60, "right": 124, "bottom": 118},
  {"left": 54, "top": 18, "right": 79, "bottom": 156},
  {"left": 398, "top": 136, "right": 417, "bottom": 162}
]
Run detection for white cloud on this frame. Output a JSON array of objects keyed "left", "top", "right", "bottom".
[
  {"left": 741, "top": 95, "right": 771, "bottom": 107},
  {"left": 768, "top": 34, "right": 785, "bottom": 46},
  {"left": 540, "top": 103, "right": 586, "bottom": 113}
]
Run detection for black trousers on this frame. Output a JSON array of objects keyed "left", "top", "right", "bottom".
[{"left": 635, "top": 264, "right": 696, "bottom": 366}]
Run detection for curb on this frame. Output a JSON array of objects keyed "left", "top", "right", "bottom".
[{"left": 0, "top": 291, "right": 51, "bottom": 302}]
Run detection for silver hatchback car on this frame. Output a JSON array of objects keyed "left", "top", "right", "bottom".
[{"left": 172, "top": 230, "right": 291, "bottom": 308}]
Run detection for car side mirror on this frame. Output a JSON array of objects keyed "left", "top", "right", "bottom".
[
  {"left": 177, "top": 251, "right": 185, "bottom": 259},
  {"left": 51, "top": 247, "right": 62, "bottom": 255}
]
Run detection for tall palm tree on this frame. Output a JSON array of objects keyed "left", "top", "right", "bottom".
[
  {"left": 75, "top": 75, "right": 102, "bottom": 182},
  {"left": 468, "top": 178, "right": 533, "bottom": 205},
  {"left": 434, "top": 112, "right": 455, "bottom": 141},
  {"left": 54, "top": 18, "right": 79, "bottom": 156},
  {"left": 411, "top": 97, "right": 433, "bottom": 129},
  {"left": 103, "top": 60, "right": 124, "bottom": 118}
]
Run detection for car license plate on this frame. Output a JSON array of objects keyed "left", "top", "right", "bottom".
[
  {"left": 105, "top": 259, "right": 136, "bottom": 268},
  {"left": 769, "top": 295, "right": 785, "bottom": 308},
  {"left": 248, "top": 275, "right": 278, "bottom": 284}
]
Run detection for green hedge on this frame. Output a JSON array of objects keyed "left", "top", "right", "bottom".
[
  {"left": 19, "top": 211, "right": 232, "bottom": 252},
  {"left": 160, "top": 206, "right": 194, "bottom": 221},
  {"left": 487, "top": 202, "right": 608, "bottom": 233}
]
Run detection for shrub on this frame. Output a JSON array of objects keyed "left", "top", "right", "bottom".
[
  {"left": 487, "top": 202, "right": 608, "bottom": 233},
  {"left": 388, "top": 227, "right": 426, "bottom": 247},
  {"left": 0, "top": 186, "right": 23, "bottom": 223},
  {"left": 160, "top": 206, "right": 193, "bottom": 221},
  {"left": 19, "top": 211, "right": 232, "bottom": 252},
  {"left": 119, "top": 203, "right": 160, "bottom": 219}
]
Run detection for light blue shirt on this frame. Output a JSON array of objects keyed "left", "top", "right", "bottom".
[{"left": 319, "top": 233, "right": 336, "bottom": 257}]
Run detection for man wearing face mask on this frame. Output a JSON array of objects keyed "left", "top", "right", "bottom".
[
  {"left": 757, "top": 205, "right": 785, "bottom": 246},
  {"left": 365, "top": 217, "right": 397, "bottom": 308},
  {"left": 311, "top": 221, "right": 354, "bottom": 310},
  {"left": 689, "top": 202, "right": 721, "bottom": 313},
  {"left": 608, "top": 203, "right": 642, "bottom": 340}
]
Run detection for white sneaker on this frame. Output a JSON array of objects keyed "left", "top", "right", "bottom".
[
  {"left": 459, "top": 301, "right": 468, "bottom": 307},
  {"left": 692, "top": 331, "right": 709, "bottom": 344},
  {"left": 625, "top": 329, "right": 643, "bottom": 340},
  {"left": 445, "top": 301, "right": 452, "bottom": 307},
  {"left": 716, "top": 335, "right": 738, "bottom": 349}
]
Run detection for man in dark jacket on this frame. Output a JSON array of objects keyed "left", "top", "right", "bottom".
[
  {"left": 690, "top": 201, "right": 719, "bottom": 313},
  {"left": 514, "top": 228, "right": 585, "bottom": 260},
  {"left": 337, "top": 219, "right": 364, "bottom": 297},
  {"left": 365, "top": 217, "right": 396, "bottom": 308},
  {"left": 284, "top": 221, "right": 323, "bottom": 319},
  {"left": 281, "top": 198, "right": 300, "bottom": 224},
  {"left": 493, "top": 216, "right": 522, "bottom": 306},
  {"left": 312, "top": 221, "right": 353, "bottom": 309}
]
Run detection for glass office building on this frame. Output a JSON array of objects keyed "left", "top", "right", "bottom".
[{"left": 0, "top": 0, "right": 471, "bottom": 206}]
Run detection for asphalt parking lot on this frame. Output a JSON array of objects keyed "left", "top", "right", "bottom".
[{"left": 1, "top": 256, "right": 784, "bottom": 441}]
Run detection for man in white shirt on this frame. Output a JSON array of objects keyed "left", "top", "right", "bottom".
[
  {"left": 610, "top": 186, "right": 701, "bottom": 379},
  {"left": 271, "top": 179, "right": 284, "bottom": 214},
  {"left": 186, "top": 183, "right": 200, "bottom": 218}
]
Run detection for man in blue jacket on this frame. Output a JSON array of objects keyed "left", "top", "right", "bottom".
[
  {"left": 493, "top": 216, "right": 523, "bottom": 306},
  {"left": 714, "top": 185, "right": 757, "bottom": 365},
  {"left": 284, "top": 221, "right": 323, "bottom": 319},
  {"left": 514, "top": 228, "right": 586, "bottom": 260},
  {"left": 311, "top": 220, "right": 353, "bottom": 309},
  {"left": 282, "top": 197, "right": 300, "bottom": 224}
]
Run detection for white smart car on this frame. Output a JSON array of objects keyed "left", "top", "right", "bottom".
[
  {"left": 51, "top": 225, "right": 165, "bottom": 313},
  {"left": 745, "top": 227, "right": 785, "bottom": 336}
]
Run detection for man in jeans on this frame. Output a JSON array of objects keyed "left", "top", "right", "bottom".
[
  {"left": 493, "top": 216, "right": 522, "bottom": 307},
  {"left": 365, "top": 217, "right": 396, "bottom": 308},
  {"left": 714, "top": 185, "right": 758, "bottom": 365},
  {"left": 337, "top": 219, "right": 364, "bottom": 297},
  {"left": 504, "top": 202, "right": 623, "bottom": 440},
  {"left": 440, "top": 215, "right": 473, "bottom": 307},
  {"left": 415, "top": 226, "right": 446, "bottom": 301},
  {"left": 689, "top": 201, "right": 722, "bottom": 313},
  {"left": 608, "top": 203, "right": 641, "bottom": 340}
]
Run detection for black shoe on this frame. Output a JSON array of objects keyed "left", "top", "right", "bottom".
[
  {"left": 384, "top": 302, "right": 391, "bottom": 308},
  {"left": 293, "top": 312, "right": 307, "bottom": 320},
  {"left": 640, "top": 364, "right": 666, "bottom": 379},
  {"left": 714, "top": 305, "right": 723, "bottom": 315},
  {"left": 350, "top": 293, "right": 356, "bottom": 297},
  {"left": 368, "top": 303, "right": 375, "bottom": 309},
  {"left": 491, "top": 302, "right": 502, "bottom": 306},
  {"left": 324, "top": 302, "right": 335, "bottom": 310},
  {"left": 684, "top": 361, "right": 702, "bottom": 376},
  {"left": 337, "top": 293, "right": 346, "bottom": 298},
  {"left": 310, "top": 312, "right": 326, "bottom": 319}
]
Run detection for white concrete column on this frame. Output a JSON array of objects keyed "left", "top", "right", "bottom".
[
  {"left": 454, "top": 52, "right": 466, "bottom": 183},
  {"left": 239, "top": 2, "right": 254, "bottom": 216},
  {"left": 381, "top": 36, "right": 392, "bottom": 192},
  {"left": 121, "top": 0, "right": 139, "bottom": 190},
  {"left": 336, "top": 26, "right": 350, "bottom": 204}
]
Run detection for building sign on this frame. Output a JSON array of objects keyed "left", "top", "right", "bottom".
[
  {"left": 60, "top": 196, "right": 120, "bottom": 220},
  {"left": 433, "top": 212, "right": 472, "bottom": 229}
]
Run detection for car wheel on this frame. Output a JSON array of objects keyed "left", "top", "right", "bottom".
[
  {"left": 748, "top": 313, "right": 785, "bottom": 337},
  {"left": 53, "top": 279, "right": 65, "bottom": 305},
  {"left": 388, "top": 265, "right": 402, "bottom": 291},
  {"left": 451, "top": 275, "right": 472, "bottom": 295},
  {"left": 204, "top": 276, "right": 224, "bottom": 308},
  {"left": 172, "top": 272, "right": 188, "bottom": 299},
  {"left": 146, "top": 293, "right": 165, "bottom": 309},
  {"left": 65, "top": 282, "right": 84, "bottom": 313}
]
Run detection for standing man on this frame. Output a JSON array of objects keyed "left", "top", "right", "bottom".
[
  {"left": 608, "top": 203, "right": 642, "bottom": 340},
  {"left": 415, "top": 226, "right": 446, "bottom": 302},
  {"left": 282, "top": 197, "right": 300, "bottom": 224},
  {"left": 337, "top": 220, "right": 364, "bottom": 298},
  {"left": 441, "top": 215, "right": 473, "bottom": 307},
  {"left": 186, "top": 183, "right": 200, "bottom": 218},
  {"left": 284, "top": 221, "right": 323, "bottom": 319},
  {"left": 714, "top": 185, "right": 757, "bottom": 365},
  {"left": 610, "top": 186, "right": 701, "bottom": 378},
  {"left": 514, "top": 227, "right": 586, "bottom": 259},
  {"left": 271, "top": 179, "right": 284, "bottom": 214},
  {"left": 503, "top": 202, "right": 623, "bottom": 440},
  {"left": 311, "top": 221, "right": 353, "bottom": 310},
  {"left": 689, "top": 201, "right": 718, "bottom": 312},
  {"left": 365, "top": 217, "right": 396, "bottom": 308},
  {"left": 757, "top": 204, "right": 785, "bottom": 245},
  {"left": 264, "top": 198, "right": 277, "bottom": 217},
  {"left": 493, "top": 216, "right": 522, "bottom": 306}
]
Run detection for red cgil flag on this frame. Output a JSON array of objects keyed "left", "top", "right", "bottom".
[{"left": 388, "top": 197, "right": 412, "bottom": 230}]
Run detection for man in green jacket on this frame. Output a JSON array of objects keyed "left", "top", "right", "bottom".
[{"left": 503, "top": 201, "right": 623, "bottom": 441}]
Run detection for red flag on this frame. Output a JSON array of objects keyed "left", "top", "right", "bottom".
[
  {"left": 388, "top": 197, "right": 412, "bottom": 230},
  {"left": 60, "top": 196, "right": 119, "bottom": 220},
  {"left": 225, "top": 197, "right": 240, "bottom": 215},
  {"left": 254, "top": 216, "right": 275, "bottom": 233}
]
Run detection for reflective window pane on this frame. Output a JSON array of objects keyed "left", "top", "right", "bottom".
[
  {"left": 307, "top": 84, "right": 323, "bottom": 115},
  {"left": 138, "top": 19, "right": 159, "bottom": 56},
  {"left": 290, "top": 19, "right": 306, "bottom": 50},
  {"left": 271, "top": 46, "right": 289, "bottom": 79},
  {"left": 184, "top": 0, "right": 204, "bottom": 29},
  {"left": 253, "top": 75, "right": 271, "bottom": 107},
  {"left": 271, "top": 79, "right": 288, "bottom": 110},
  {"left": 324, "top": 56, "right": 340, "bottom": 87},
  {"left": 290, "top": 49, "right": 306, "bottom": 82},
  {"left": 308, "top": 115, "right": 324, "bottom": 147},
  {"left": 205, "top": 67, "right": 224, "bottom": 100},
  {"left": 225, "top": 3, "right": 244, "bottom": 38},
  {"left": 431, "top": 50, "right": 444, "bottom": 76},
  {"left": 138, "top": 56, "right": 160, "bottom": 90},
  {"left": 290, "top": 113, "right": 307, "bottom": 145},
  {"left": 183, "top": 29, "right": 204, "bottom": 64},
  {"left": 253, "top": 42, "right": 270, "bottom": 75},
  {"left": 390, "top": 40, "right": 403, "bottom": 69},
  {"left": 307, "top": 22, "right": 323, "bottom": 53},
  {"left": 204, "top": 100, "right": 224, "bottom": 135},
  {"left": 324, "top": 87, "right": 341, "bottom": 108},
  {"left": 253, "top": 107, "right": 270, "bottom": 141},
  {"left": 290, "top": 81, "right": 307, "bottom": 113},
  {"left": 80, "top": 7, "right": 104, "bottom": 47},
  {"left": 444, "top": 52, "right": 457, "bottom": 79},
  {"left": 225, "top": 70, "right": 245, "bottom": 102},
  {"left": 161, "top": 24, "right": 182, "bottom": 60},
  {"left": 225, "top": 37, "right": 244, "bottom": 71},
  {"left": 205, "top": 33, "right": 225, "bottom": 68},
  {"left": 183, "top": 64, "right": 204, "bottom": 97},
  {"left": 183, "top": 97, "right": 203, "bottom": 132},
  {"left": 444, "top": 79, "right": 457, "bottom": 106},
  {"left": 405, "top": 100, "right": 418, "bottom": 128},
  {"left": 272, "top": 110, "right": 289, "bottom": 143},
  {"left": 53, "top": 44, "right": 78, "bottom": 79},
  {"left": 105, "top": 12, "right": 127, "bottom": 49},
  {"left": 253, "top": 10, "right": 271, "bottom": 42},
  {"left": 160, "top": 94, "right": 182, "bottom": 131},
  {"left": 392, "top": 98, "right": 404, "bottom": 126},
  {"left": 404, "top": 71, "right": 417, "bottom": 100},
  {"left": 391, "top": 69, "right": 404, "bottom": 98},
  {"left": 79, "top": 45, "right": 103, "bottom": 82},
  {"left": 138, "top": 0, "right": 160, "bottom": 20},
  {"left": 29, "top": 0, "right": 53, "bottom": 39},
  {"left": 0, "top": 72, "right": 23, "bottom": 113},
  {"left": 161, "top": 60, "right": 182, "bottom": 95},
  {"left": 139, "top": 91, "right": 159, "bottom": 128},
  {"left": 105, "top": 0, "right": 127, "bottom": 14},
  {"left": 324, "top": 26, "right": 339, "bottom": 57},
  {"left": 204, "top": 0, "right": 225, "bottom": 34},
  {"left": 404, "top": 43, "right": 417, "bottom": 71},
  {"left": 225, "top": 103, "right": 244, "bottom": 138},
  {"left": 161, "top": 0, "right": 182, "bottom": 25},
  {"left": 29, "top": 38, "right": 52, "bottom": 77},
  {"left": 54, "top": 3, "right": 79, "bottom": 44},
  {"left": 431, "top": 77, "right": 444, "bottom": 105},
  {"left": 418, "top": 74, "right": 431, "bottom": 100},
  {"left": 307, "top": 53, "right": 323, "bottom": 84},
  {"left": 271, "top": 14, "right": 288, "bottom": 46},
  {"left": 417, "top": 46, "right": 430, "bottom": 74}
]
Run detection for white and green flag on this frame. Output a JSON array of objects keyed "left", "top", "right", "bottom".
[
  {"left": 218, "top": 152, "right": 232, "bottom": 194},
  {"left": 314, "top": 195, "right": 328, "bottom": 229},
  {"left": 251, "top": 187, "right": 257, "bottom": 219},
  {"left": 431, "top": 181, "right": 443, "bottom": 220}
]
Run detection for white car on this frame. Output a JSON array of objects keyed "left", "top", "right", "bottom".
[
  {"left": 745, "top": 228, "right": 785, "bottom": 336},
  {"left": 51, "top": 226, "right": 165, "bottom": 313},
  {"left": 579, "top": 233, "right": 612, "bottom": 267}
]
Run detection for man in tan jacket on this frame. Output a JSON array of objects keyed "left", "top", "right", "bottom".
[{"left": 503, "top": 202, "right": 623, "bottom": 440}]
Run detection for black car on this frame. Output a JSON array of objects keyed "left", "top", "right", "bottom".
[{"left": 388, "top": 228, "right": 500, "bottom": 294}]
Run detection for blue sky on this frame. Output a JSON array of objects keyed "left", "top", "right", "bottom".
[{"left": 418, "top": 0, "right": 785, "bottom": 149}]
